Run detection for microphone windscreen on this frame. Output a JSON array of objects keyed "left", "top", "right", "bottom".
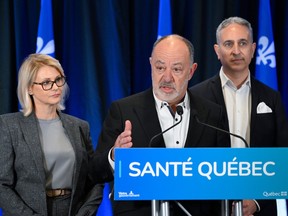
[{"left": 176, "top": 106, "right": 184, "bottom": 115}]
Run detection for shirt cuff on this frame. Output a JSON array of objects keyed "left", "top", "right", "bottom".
[
  {"left": 253, "top": 199, "right": 261, "bottom": 212},
  {"left": 108, "top": 148, "right": 115, "bottom": 170}
]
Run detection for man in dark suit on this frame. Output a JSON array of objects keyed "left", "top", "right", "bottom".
[
  {"left": 89, "top": 34, "right": 230, "bottom": 216},
  {"left": 190, "top": 16, "right": 288, "bottom": 216}
]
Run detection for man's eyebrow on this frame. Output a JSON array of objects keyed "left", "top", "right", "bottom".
[
  {"left": 155, "top": 60, "right": 165, "bottom": 64},
  {"left": 171, "top": 62, "right": 183, "bottom": 67}
]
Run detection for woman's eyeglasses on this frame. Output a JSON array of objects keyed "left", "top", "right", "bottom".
[{"left": 33, "top": 76, "right": 66, "bottom": 91}]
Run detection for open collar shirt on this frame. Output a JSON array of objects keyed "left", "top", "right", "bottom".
[
  {"left": 154, "top": 91, "right": 190, "bottom": 148},
  {"left": 220, "top": 68, "right": 251, "bottom": 148}
]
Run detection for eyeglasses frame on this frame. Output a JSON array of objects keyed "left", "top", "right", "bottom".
[{"left": 33, "top": 76, "right": 66, "bottom": 91}]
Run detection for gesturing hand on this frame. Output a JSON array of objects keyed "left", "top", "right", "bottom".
[{"left": 111, "top": 120, "right": 133, "bottom": 160}]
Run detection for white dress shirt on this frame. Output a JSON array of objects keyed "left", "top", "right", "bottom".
[
  {"left": 154, "top": 92, "right": 190, "bottom": 148},
  {"left": 219, "top": 68, "right": 251, "bottom": 148},
  {"left": 219, "top": 69, "right": 262, "bottom": 211}
]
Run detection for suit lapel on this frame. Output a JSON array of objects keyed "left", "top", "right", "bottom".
[
  {"left": 185, "top": 91, "right": 208, "bottom": 147},
  {"left": 249, "top": 78, "right": 258, "bottom": 146},
  {"left": 135, "top": 107, "right": 164, "bottom": 147},
  {"left": 210, "top": 75, "right": 230, "bottom": 131},
  {"left": 134, "top": 89, "right": 165, "bottom": 147},
  {"left": 19, "top": 113, "right": 46, "bottom": 183},
  {"left": 210, "top": 75, "right": 226, "bottom": 107}
]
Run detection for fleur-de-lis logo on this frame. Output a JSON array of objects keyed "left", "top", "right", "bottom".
[
  {"left": 256, "top": 36, "right": 276, "bottom": 68},
  {"left": 36, "top": 37, "right": 55, "bottom": 55}
]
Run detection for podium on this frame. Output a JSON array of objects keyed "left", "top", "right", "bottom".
[{"left": 114, "top": 148, "right": 288, "bottom": 215}]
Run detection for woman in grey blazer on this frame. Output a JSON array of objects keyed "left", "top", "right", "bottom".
[{"left": 0, "top": 54, "right": 103, "bottom": 216}]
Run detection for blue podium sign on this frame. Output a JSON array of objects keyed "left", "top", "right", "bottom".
[{"left": 114, "top": 148, "right": 288, "bottom": 200}]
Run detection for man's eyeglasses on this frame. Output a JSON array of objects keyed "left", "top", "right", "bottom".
[{"left": 33, "top": 76, "right": 66, "bottom": 91}]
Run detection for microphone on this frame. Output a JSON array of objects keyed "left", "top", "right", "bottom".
[
  {"left": 149, "top": 105, "right": 184, "bottom": 147},
  {"left": 191, "top": 110, "right": 249, "bottom": 148}
]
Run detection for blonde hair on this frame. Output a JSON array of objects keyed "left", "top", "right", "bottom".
[{"left": 17, "top": 53, "right": 69, "bottom": 116}]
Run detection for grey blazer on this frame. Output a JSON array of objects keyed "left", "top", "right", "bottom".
[{"left": 0, "top": 111, "right": 103, "bottom": 216}]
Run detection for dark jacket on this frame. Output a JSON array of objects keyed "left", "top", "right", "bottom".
[
  {"left": 90, "top": 88, "right": 230, "bottom": 216},
  {"left": 190, "top": 74, "right": 288, "bottom": 216}
]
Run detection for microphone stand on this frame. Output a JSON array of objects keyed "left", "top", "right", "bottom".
[
  {"left": 152, "top": 200, "right": 170, "bottom": 216},
  {"left": 151, "top": 106, "right": 191, "bottom": 216},
  {"left": 149, "top": 106, "right": 183, "bottom": 147},
  {"left": 152, "top": 200, "right": 192, "bottom": 216},
  {"left": 221, "top": 199, "right": 229, "bottom": 216},
  {"left": 192, "top": 111, "right": 248, "bottom": 216},
  {"left": 221, "top": 199, "right": 243, "bottom": 216},
  {"left": 234, "top": 200, "right": 243, "bottom": 216}
]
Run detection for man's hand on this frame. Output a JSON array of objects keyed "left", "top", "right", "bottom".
[
  {"left": 231, "top": 199, "right": 257, "bottom": 216},
  {"left": 111, "top": 120, "right": 133, "bottom": 160}
]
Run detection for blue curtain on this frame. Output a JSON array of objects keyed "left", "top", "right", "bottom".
[{"left": 281, "top": 1, "right": 288, "bottom": 115}]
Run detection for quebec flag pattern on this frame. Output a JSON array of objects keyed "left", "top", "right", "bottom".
[
  {"left": 256, "top": 0, "right": 286, "bottom": 215},
  {"left": 157, "top": 0, "right": 172, "bottom": 39},
  {"left": 255, "top": 0, "right": 277, "bottom": 90},
  {"left": 36, "top": 0, "right": 55, "bottom": 57}
]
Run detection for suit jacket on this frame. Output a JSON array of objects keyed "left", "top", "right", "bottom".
[
  {"left": 90, "top": 88, "right": 230, "bottom": 216},
  {"left": 0, "top": 111, "right": 103, "bottom": 216},
  {"left": 190, "top": 74, "right": 288, "bottom": 216}
]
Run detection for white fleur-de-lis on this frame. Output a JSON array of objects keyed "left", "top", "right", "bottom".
[
  {"left": 256, "top": 36, "right": 276, "bottom": 68},
  {"left": 36, "top": 37, "right": 55, "bottom": 55}
]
